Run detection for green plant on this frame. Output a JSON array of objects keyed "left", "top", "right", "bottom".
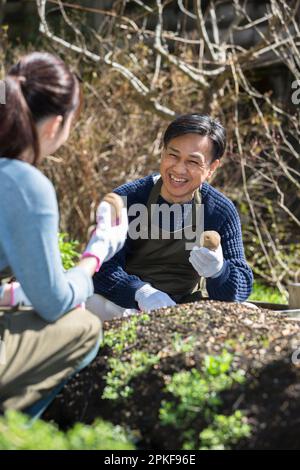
[
  {"left": 249, "top": 280, "right": 287, "bottom": 304},
  {"left": 58, "top": 232, "right": 80, "bottom": 270},
  {"left": 172, "top": 333, "right": 196, "bottom": 354},
  {"left": 103, "top": 314, "right": 150, "bottom": 354},
  {"left": 0, "top": 410, "right": 134, "bottom": 450},
  {"left": 103, "top": 350, "right": 159, "bottom": 400},
  {"left": 159, "top": 350, "right": 249, "bottom": 450},
  {"left": 198, "top": 411, "right": 251, "bottom": 450},
  {"left": 102, "top": 314, "right": 154, "bottom": 399}
]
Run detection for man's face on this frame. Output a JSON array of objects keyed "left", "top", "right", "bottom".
[{"left": 160, "top": 133, "right": 220, "bottom": 203}]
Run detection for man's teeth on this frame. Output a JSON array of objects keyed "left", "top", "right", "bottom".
[{"left": 170, "top": 175, "right": 188, "bottom": 183}]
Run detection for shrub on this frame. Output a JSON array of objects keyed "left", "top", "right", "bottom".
[
  {"left": 160, "top": 350, "right": 250, "bottom": 450},
  {"left": 0, "top": 410, "right": 134, "bottom": 450},
  {"left": 58, "top": 232, "right": 80, "bottom": 270},
  {"left": 198, "top": 411, "right": 251, "bottom": 450}
]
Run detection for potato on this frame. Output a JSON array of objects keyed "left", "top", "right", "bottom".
[
  {"left": 200, "top": 230, "right": 221, "bottom": 251},
  {"left": 102, "top": 192, "right": 124, "bottom": 226}
]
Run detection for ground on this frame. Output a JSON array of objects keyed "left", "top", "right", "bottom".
[{"left": 44, "top": 301, "right": 300, "bottom": 450}]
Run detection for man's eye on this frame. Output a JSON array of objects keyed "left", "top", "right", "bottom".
[
  {"left": 169, "top": 154, "right": 178, "bottom": 158},
  {"left": 189, "top": 160, "right": 199, "bottom": 165}
]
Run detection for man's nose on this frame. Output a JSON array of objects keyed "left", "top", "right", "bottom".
[{"left": 172, "top": 159, "right": 188, "bottom": 174}]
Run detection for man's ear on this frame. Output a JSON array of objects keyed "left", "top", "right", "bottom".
[{"left": 208, "top": 159, "right": 220, "bottom": 176}]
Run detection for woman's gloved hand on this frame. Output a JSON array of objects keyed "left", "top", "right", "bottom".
[
  {"left": 82, "top": 198, "right": 128, "bottom": 271},
  {"left": 0, "top": 281, "right": 31, "bottom": 307},
  {"left": 189, "top": 243, "right": 224, "bottom": 278},
  {"left": 135, "top": 283, "right": 176, "bottom": 312}
]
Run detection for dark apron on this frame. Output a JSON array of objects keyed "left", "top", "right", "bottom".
[{"left": 126, "top": 177, "right": 207, "bottom": 303}]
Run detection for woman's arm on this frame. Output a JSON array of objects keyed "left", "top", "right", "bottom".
[
  {"left": 0, "top": 172, "right": 94, "bottom": 320},
  {"left": 0, "top": 257, "right": 97, "bottom": 307},
  {"left": 0, "top": 165, "right": 128, "bottom": 321}
]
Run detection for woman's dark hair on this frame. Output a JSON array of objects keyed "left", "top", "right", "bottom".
[
  {"left": 0, "top": 52, "right": 81, "bottom": 166},
  {"left": 163, "top": 114, "right": 226, "bottom": 161}
]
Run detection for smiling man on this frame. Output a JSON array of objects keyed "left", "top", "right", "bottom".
[{"left": 87, "top": 114, "right": 253, "bottom": 319}]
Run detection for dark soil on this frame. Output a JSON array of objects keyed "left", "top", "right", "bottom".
[{"left": 43, "top": 301, "right": 300, "bottom": 450}]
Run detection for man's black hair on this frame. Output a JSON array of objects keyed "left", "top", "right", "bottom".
[{"left": 163, "top": 114, "right": 226, "bottom": 161}]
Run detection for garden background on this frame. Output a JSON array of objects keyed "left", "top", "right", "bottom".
[{"left": 0, "top": 0, "right": 300, "bottom": 450}]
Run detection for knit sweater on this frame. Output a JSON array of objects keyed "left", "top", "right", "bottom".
[{"left": 93, "top": 174, "right": 253, "bottom": 307}]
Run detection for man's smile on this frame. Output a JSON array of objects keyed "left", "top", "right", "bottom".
[{"left": 168, "top": 172, "right": 189, "bottom": 187}]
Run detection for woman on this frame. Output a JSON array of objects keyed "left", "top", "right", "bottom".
[{"left": 0, "top": 52, "right": 128, "bottom": 417}]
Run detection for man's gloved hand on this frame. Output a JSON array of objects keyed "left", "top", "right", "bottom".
[
  {"left": 135, "top": 283, "right": 176, "bottom": 312},
  {"left": 189, "top": 243, "right": 224, "bottom": 278},
  {"left": 82, "top": 200, "right": 128, "bottom": 271}
]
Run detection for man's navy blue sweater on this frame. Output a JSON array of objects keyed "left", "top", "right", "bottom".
[{"left": 93, "top": 174, "right": 253, "bottom": 307}]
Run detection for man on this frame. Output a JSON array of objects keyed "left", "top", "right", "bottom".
[{"left": 87, "top": 114, "right": 253, "bottom": 320}]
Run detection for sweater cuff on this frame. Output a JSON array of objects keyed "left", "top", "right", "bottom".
[
  {"left": 210, "top": 262, "right": 225, "bottom": 279},
  {"left": 66, "top": 266, "right": 94, "bottom": 304},
  {"left": 118, "top": 278, "right": 146, "bottom": 308},
  {"left": 207, "top": 259, "right": 230, "bottom": 287}
]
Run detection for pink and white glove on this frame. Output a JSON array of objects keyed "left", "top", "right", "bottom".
[
  {"left": 82, "top": 201, "right": 128, "bottom": 271},
  {"left": 0, "top": 282, "right": 31, "bottom": 307},
  {"left": 0, "top": 282, "right": 86, "bottom": 309},
  {"left": 135, "top": 283, "right": 176, "bottom": 312},
  {"left": 189, "top": 243, "right": 224, "bottom": 278}
]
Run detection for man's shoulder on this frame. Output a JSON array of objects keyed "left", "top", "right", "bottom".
[
  {"left": 202, "top": 182, "right": 238, "bottom": 218},
  {"left": 113, "top": 173, "right": 158, "bottom": 204}
]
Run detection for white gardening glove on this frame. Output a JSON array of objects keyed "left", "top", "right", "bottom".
[
  {"left": 189, "top": 244, "right": 224, "bottom": 278},
  {"left": 0, "top": 282, "right": 31, "bottom": 307},
  {"left": 82, "top": 201, "right": 128, "bottom": 271},
  {"left": 135, "top": 283, "right": 176, "bottom": 312}
]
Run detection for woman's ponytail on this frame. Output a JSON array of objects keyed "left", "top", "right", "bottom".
[
  {"left": 0, "top": 75, "right": 40, "bottom": 164},
  {"left": 0, "top": 52, "right": 80, "bottom": 166}
]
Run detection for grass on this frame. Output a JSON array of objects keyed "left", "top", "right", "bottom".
[{"left": 249, "top": 280, "right": 288, "bottom": 304}]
